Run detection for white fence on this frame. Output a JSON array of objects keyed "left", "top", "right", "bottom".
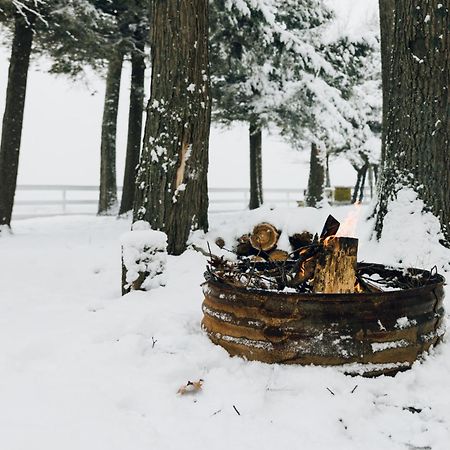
[{"left": 13, "top": 184, "right": 371, "bottom": 219}]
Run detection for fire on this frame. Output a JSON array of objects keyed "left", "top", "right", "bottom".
[{"left": 336, "top": 202, "right": 362, "bottom": 238}]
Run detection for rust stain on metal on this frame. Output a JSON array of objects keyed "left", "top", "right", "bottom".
[{"left": 201, "top": 263, "right": 446, "bottom": 376}]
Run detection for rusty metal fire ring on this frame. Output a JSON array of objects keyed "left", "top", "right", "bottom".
[{"left": 201, "top": 262, "right": 446, "bottom": 377}]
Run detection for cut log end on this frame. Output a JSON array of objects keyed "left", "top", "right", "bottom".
[
  {"left": 250, "top": 223, "right": 279, "bottom": 251},
  {"left": 268, "top": 249, "right": 290, "bottom": 262}
]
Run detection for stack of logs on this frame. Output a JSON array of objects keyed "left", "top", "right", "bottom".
[{"left": 211, "top": 216, "right": 375, "bottom": 294}]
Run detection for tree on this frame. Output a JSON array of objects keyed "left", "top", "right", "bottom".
[
  {"left": 119, "top": 39, "right": 146, "bottom": 215},
  {"left": 88, "top": 0, "right": 150, "bottom": 215},
  {"left": 133, "top": 0, "right": 211, "bottom": 255},
  {"left": 0, "top": 9, "right": 34, "bottom": 228},
  {"left": 374, "top": 1, "right": 449, "bottom": 243},
  {"left": 45, "top": 0, "right": 150, "bottom": 216},
  {"left": 118, "top": 1, "right": 148, "bottom": 215},
  {"left": 210, "top": 0, "right": 334, "bottom": 209},
  {"left": 305, "top": 143, "right": 326, "bottom": 207},
  {"left": 0, "top": 0, "right": 114, "bottom": 228},
  {"left": 90, "top": 0, "right": 150, "bottom": 215},
  {"left": 98, "top": 47, "right": 124, "bottom": 214}
]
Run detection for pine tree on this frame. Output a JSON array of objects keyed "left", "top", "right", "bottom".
[
  {"left": 87, "top": 0, "right": 150, "bottom": 215},
  {"left": 0, "top": 0, "right": 113, "bottom": 228},
  {"left": 276, "top": 16, "right": 381, "bottom": 205},
  {"left": 374, "top": 1, "right": 449, "bottom": 243},
  {"left": 118, "top": 0, "right": 148, "bottom": 215},
  {"left": 0, "top": 1, "right": 150, "bottom": 221},
  {"left": 133, "top": 0, "right": 211, "bottom": 255},
  {"left": 210, "top": 0, "right": 335, "bottom": 209}
]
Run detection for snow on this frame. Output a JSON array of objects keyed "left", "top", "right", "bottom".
[
  {"left": 1, "top": 202, "right": 449, "bottom": 450},
  {"left": 121, "top": 222, "right": 167, "bottom": 290},
  {"left": 396, "top": 317, "right": 417, "bottom": 330}
]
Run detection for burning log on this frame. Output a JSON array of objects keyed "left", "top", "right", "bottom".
[
  {"left": 250, "top": 223, "right": 279, "bottom": 251},
  {"left": 313, "top": 236, "right": 358, "bottom": 293}
]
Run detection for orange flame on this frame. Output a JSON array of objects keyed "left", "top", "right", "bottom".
[{"left": 336, "top": 202, "right": 362, "bottom": 238}]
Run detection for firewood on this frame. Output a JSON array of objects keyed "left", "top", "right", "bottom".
[
  {"left": 215, "top": 237, "right": 225, "bottom": 249},
  {"left": 313, "top": 236, "right": 358, "bottom": 293},
  {"left": 235, "top": 234, "right": 255, "bottom": 256},
  {"left": 289, "top": 231, "right": 313, "bottom": 250},
  {"left": 288, "top": 246, "right": 318, "bottom": 286},
  {"left": 268, "top": 249, "right": 290, "bottom": 261},
  {"left": 249, "top": 255, "right": 266, "bottom": 263},
  {"left": 250, "top": 223, "right": 279, "bottom": 252},
  {"left": 293, "top": 257, "right": 316, "bottom": 285},
  {"left": 320, "top": 215, "right": 340, "bottom": 241}
]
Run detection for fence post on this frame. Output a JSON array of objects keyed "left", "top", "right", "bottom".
[{"left": 62, "top": 189, "right": 67, "bottom": 214}]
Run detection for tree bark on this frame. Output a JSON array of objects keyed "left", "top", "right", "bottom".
[
  {"left": 375, "top": 1, "right": 449, "bottom": 242},
  {"left": 133, "top": 0, "right": 211, "bottom": 255},
  {"left": 119, "top": 43, "right": 146, "bottom": 215},
  {"left": 98, "top": 49, "right": 123, "bottom": 215},
  {"left": 0, "top": 14, "right": 34, "bottom": 228},
  {"left": 378, "top": 0, "right": 396, "bottom": 165},
  {"left": 306, "top": 142, "right": 325, "bottom": 207},
  {"left": 249, "top": 120, "right": 263, "bottom": 209}
]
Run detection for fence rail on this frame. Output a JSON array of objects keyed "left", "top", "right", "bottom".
[{"left": 12, "top": 184, "right": 371, "bottom": 220}]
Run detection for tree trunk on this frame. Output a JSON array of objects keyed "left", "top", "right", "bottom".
[
  {"left": 119, "top": 43, "right": 146, "bottom": 215},
  {"left": 352, "top": 164, "right": 368, "bottom": 204},
  {"left": 0, "top": 14, "right": 34, "bottom": 228},
  {"left": 98, "top": 49, "right": 123, "bottom": 215},
  {"left": 325, "top": 153, "right": 331, "bottom": 188},
  {"left": 249, "top": 120, "right": 263, "bottom": 209},
  {"left": 375, "top": 1, "right": 449, "bottom": 243},
  {"left": 368, "top": 164, "right": 375, "bottom": 199},
  {"left": 378, "top": 0, "right": 396, "bottom": 165},
  {"left": 305, "top": 142, "right": 325, "bottom": 207},
  {"left": 358, "top": 165, "right": 368, "bottom": 203},
  {"left": 133, "top": 0, "right": 211, "bottom": 255}
]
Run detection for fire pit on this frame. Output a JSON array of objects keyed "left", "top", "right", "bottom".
[{"left": 201, "top": 217, "right": 446, "bottom": 376}]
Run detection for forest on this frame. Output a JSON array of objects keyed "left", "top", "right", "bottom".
[{"left": 0, "top": 1, "right": 449, "bottom": 449}]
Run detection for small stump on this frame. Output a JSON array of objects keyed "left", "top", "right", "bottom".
[{"left": 201, "top": 263, "right": 445, "bottom": 376}]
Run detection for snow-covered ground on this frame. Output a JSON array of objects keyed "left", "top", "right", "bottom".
[{"left": 1, "top": 198, "right": 449, "bottom": 450}]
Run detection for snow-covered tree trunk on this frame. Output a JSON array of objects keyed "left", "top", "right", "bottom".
[
  {"left": 133, "top": 0, "right": 211, "bottom": 255},
  {"left": 306, "top": 142, "right": 325, "bottom": 207},
  {"left": 374, "top": 1, "right": 449, "bottom": 243},
  {"left": 249, "top": 120, "right": 263, "bottom": 210},
  {"left": 98, "top": 48, "right": 123, "bottom": 215},
  {"left": 0, "top": 13, "right": 34, "bottom": 228},
  {"left": 119, "top": 43, "right": 146, "bottom": 215}
]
